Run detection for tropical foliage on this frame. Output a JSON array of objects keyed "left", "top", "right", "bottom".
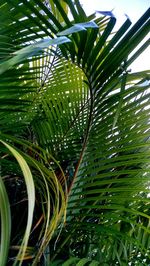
[{"left": 0, "top": 0, "right": 150, "bottom": 265}]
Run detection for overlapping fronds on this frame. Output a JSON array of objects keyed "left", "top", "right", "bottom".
[
  {"left": 0, "top": 0, "right": 149, "bottom": 265},
  {"left": 66, "top": 72, "right": 150, "bottom": 263},
  {"left": 0, "top": 137, "right": 67, "bottom": 265}
]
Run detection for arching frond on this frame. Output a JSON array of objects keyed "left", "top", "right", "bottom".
[{"left": 0, "top": 0, "right": 149, "bottom": 265}]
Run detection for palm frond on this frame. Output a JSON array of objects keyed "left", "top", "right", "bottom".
[{"left": 0, "top": 0, "right": 150, "bottom": 265}]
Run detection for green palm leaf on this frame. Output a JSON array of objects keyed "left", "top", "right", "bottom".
[
  {"left": 0, "top": 0, "right": 149, "bottom": 265},
  {"left": 0, "top": 175, "right": 11, "bottom": 266}
]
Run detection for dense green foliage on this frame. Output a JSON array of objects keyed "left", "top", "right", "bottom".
[{"left": 0, "top": 1, "right": 150, "bottom": 265}]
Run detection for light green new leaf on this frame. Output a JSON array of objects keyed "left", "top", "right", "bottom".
[
  {"left": 57, "top": 21, "right": 98, "bottom": 36},
  {"left": 0, "top": 140, "right": 35, "bottom": 266},
  {"left": 0, "top": 36, "right": 70, "bottom": 74},
  {"left": 0, "top": 176, "right": 11, "bottom": 266}
]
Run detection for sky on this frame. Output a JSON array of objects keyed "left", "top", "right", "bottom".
[{"left": 80, "top": 0, "right": 150, "bottom": 72}]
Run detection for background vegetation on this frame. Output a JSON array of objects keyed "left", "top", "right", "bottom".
[{"left": 0, "top": 0, "right": 150, "bottom": 265}]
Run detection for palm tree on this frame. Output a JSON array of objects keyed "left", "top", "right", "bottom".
[{"left": 0, "top": 1, "right": 150, "bottom": 265}]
